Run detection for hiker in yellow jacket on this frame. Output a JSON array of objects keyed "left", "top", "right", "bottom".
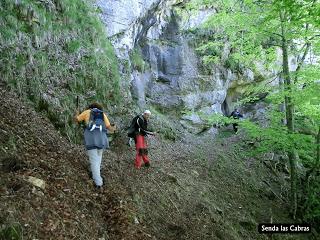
[{"left": 75, "top": 103, "right": 116, "bottom": 189}]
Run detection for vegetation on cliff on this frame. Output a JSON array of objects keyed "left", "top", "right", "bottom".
[{"left": 0, "top": 0, "right": 121, "bottom": 142}]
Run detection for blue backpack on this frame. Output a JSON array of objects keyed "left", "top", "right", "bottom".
[{"left": 87, "top": 108, "right": 106, "bottom": 132}]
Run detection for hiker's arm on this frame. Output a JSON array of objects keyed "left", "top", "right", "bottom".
[
  {"left": 142, "top": 128, "right": 155, "bottom": 136},
  {"left": 74, "top": 110, "right": 89, "bottom": 123},
  {"left": 107, "top": 124, "right": 116, "bottom": 133},
  {"left": 145, "top": 130, "right": 155, "bottom": 136},
  {"left": 103, "top": 114, "right": 116, "bottom": 133}
]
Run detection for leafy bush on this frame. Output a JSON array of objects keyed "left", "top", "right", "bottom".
[
  {"left": 303, "top": 175, "right": 320, "bottom": 230},
  {"left": 224, "top": 55, "right": 242, "bottom": 73}
]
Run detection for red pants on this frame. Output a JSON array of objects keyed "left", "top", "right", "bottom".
[{"left": 135, "top": 135, "right": 149, "bottom": 168}]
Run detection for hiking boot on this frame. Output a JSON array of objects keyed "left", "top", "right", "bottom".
[
  {"left": 144, "top": 162, "right": 150, "bottom": 168},
  {"left": 95, "top": 185, "right": 103, "bottom": 192}
]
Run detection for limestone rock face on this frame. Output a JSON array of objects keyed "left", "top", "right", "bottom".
[
  {"left": 96, "top": 0, "right": 270, "bottom": 130},
  {"left": 96, "top": 0, "right": 167, "bottom": 58}
]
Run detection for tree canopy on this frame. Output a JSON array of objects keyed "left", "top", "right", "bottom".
[{"left": 190, "top": 0, "right": 320, "bottom": 226}]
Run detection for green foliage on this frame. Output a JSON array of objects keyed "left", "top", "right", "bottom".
[
  {"left": 196, "top": 41, "right": 221, "bottom": 58},
  {"left": 158, "top": 127, "right": 178, "bottom": 141},
  {"left": 0, "top": 224, "right": 22, "bottom": 240},
  {"left": 189, "top": 0, "right": 303, "bottom": 73},
  {"left": 191, "top": 0, "right": 320, "bottom": 226},
  {"left": 224, "top": 55, "right": 241, "bottom": 72},
  {"left": 303, "top": 175, "right": 320, "bottom": 225},
  {"left": 65, "top": 40, "right": 81, "bottom": 54},
  {"left": 181, "top": 108, "right": 194, "bottom": 116},
  {"left": 188, "top": 30, "right": 224, "bottom": 74},
  {"left": 198, "top": 112, "right": 232, "bottom": 127},
  {"left": 129, "top": 49, "right": 146, "bottom": 72},
  {"left": 149, "top": 107, "right": 179, "bottom": 141},
  {"left": 0, "top": 0, "right": 121, "bottom": 143}
]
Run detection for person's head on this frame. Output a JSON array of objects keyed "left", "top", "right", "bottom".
[
  {"left": 88, "top": 102, "right": 103, "bottom": 110},
  {"left": 143, "top": 110, "right": 151, "bottom": 120}
]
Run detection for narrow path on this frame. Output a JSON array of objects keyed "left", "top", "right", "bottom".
[
  {"left": 0, "top": 85, "right": 300, "bottom": 239},
  {"left": 0, "top": 85, "right": 145, "bottom": 240},
  {"left": 103, "top": 131, "right": 292, "bottom": 240}
]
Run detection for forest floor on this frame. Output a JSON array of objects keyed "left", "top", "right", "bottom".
[
  {"left": 0, "top": 84, "right": 317, "bottom": 240},
  {"left": 107, "top": 129, "right": 314, "bottom": 240},
  {"left": 0, "top": 84, "right": 145, "bottom": 240}
]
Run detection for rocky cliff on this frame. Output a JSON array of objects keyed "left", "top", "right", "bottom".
[
  {"left": 96, "top": 0, "right": 271, "bottom": 132},
  {"left": 0, "top": 0, "right": 273, "bottom": 138}
]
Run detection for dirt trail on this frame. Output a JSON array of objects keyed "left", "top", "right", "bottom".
[
  {"left": 103, "top": 130, "right": 297, "bottom": 240},
  {"left": 0, "top": 84, "right": 312, "bottom": 240},
  {"left": 0, "top": 84, "right": 146, "bottom": 240}
]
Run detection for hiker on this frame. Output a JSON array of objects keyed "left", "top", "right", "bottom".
[
  {"left": 229, "top": 108, "right": 243, "bottom": 133},
  {"left": 75, "top": 103, "right": 116, "bottom": 188},
  {"left": 128, "top": 110, "right": 155, "bottom": 169}
]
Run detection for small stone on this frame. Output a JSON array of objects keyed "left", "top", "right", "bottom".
[{"left": 27, "top": 176, "right": 46, "bottom": 190}]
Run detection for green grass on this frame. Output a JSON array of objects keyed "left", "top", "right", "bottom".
[
  {"left": 129, "top": 49, "right": 145, "bottom": 72},
  {"left": 0, "top": 0, "right": 121, "bottom": 143},
  {"left": 149, "top": 106, "right": 180, "bottom": 141},
  {"left": 0, "top": 224, "right": 22, "bottom": 240},
  {"left": 189, "top": 135, "right": 306, "bottom": 240}
]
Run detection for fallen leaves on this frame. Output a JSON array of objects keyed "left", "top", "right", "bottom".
[{"left": 0, "top": 86, "right": 147, "bottom": 240}]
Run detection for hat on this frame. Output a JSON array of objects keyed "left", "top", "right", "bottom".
[{"left": 143, "top": 110, "right": 151, "bottom": 115}]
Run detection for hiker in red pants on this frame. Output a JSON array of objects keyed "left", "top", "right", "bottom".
[
  {"left": 135, "top": 134, "right": 150, "bottom": 168},
  {"left": 128, "top": 110, "right": 155, "bottom": 169}
]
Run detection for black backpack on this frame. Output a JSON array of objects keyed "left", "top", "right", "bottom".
[{"left": 127, "top": 115, "right": 143, "bottom": 138}]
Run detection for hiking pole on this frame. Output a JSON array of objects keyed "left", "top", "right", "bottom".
[
  {"left": 76, "top": 95, "right": 80, "bottom": 114},
  {"left": 74, "top": 96, "right": 80, "bottom": 141}
]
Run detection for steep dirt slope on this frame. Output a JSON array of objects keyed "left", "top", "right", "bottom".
[
  {"left": 0, "top": 84, "right": 148, "bottom": 240},
  {"left": 1, "top": 83, "right": 317, "bottom": 240},
  {"left": 105, "top": 129, "right": 316, "bottom": 240}
]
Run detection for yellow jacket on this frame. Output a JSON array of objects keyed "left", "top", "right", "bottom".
[{"left": 76, "top": 109, "right": 112, "bottom": 129}]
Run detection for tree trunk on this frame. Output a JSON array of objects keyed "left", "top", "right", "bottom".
[
  {"left": 281, "top": 14, "right": 297, "bottom": 219},
  {"left": 317, "top": 126, "right": 320, "bottom": 167}
]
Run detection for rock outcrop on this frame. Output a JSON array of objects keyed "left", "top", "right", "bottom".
[{"left": 96, "top": 0, "right": 271, "bottom": 131}]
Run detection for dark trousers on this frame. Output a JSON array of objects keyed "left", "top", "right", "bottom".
[{"left": 233, "top": 123, "right": 238, "bottom": 133}]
